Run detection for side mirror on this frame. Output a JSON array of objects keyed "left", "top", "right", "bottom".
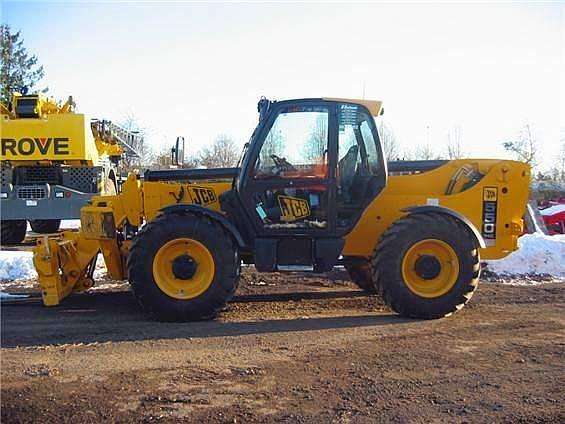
[{"left": 171, "top": 136, "right": 185, "bottom": 166}]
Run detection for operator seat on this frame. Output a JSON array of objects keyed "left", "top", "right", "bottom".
[{"left": 338, "top": 145, "right": 359, "bottom": 203}]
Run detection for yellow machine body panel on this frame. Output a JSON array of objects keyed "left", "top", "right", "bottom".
[
  {"left": 1, "top": 112, "right": 101, "bottom": 164},
  {"left": 142, "top": 180, "right": 232, "bottom": 221},
  {"left": 76, "top": 177, "right": 232, "bottom": 241},
  {"left": 32, "top": 158, "right": 530, "bottom": 307},
  {"left": 343, "top": 159, "right": 530, "bottom": 260}
]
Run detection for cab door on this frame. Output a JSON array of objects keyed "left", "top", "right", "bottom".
[
  {"left": 335, "top": 103, "right": 387, "bottom": 231},
  {"left": 238, "top": 99, "right": 385, "bottom": 271},
  {"left": 238, "top": 100, "right": 337, "bottom": 271}
]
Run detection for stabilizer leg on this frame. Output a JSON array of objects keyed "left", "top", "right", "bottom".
[{"left": 33, "top": 234, "right": 101, "bottom": 306}]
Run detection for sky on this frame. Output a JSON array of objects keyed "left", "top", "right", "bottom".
[{"left": 2, "top": 1, "right": 564, "bottom": 169}]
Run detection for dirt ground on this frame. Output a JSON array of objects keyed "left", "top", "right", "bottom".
[{"left": 1, "top": 268, "right": 564, "bottom": 423}]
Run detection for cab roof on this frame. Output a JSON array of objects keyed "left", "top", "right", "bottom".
[{"left": 323, "top": 97, "right": 383, "bottom": 117}]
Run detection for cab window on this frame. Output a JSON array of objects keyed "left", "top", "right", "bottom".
[
  {"left": 336, "top": 103, "right": 382, "bottom": 213},
  {"left": 360, "top": 119, "right": 380, "bottom": 174},
  {"left": 254, "top": 105, "right": 329, "bottom": 179}
]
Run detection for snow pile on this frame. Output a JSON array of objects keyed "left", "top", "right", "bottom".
[
  {"left": 540, "top": 204, "right": 565, "bottom": 216},
  {"left": 0, "top": 249, "right": 107, "bottom": 282},
  {"left": 60, "top": 219, "right": 82, "bottom": 229},
  {"left": 485, "top": 232, "right": 565, "bottom": 278},
  {"left": 0, "top": 250, "right": 37, "bottom": 280}
]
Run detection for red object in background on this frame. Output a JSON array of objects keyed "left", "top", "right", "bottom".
[{"left": 540, "top": 201, "right": 565, "bottom": 235}]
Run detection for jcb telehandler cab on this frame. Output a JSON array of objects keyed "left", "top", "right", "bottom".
[{"left": 33, "top": 97, "right": 530, "bottom": 321}]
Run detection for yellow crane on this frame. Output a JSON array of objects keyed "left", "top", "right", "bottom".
[{"left": 1, "top": 93, "right": 142, "bottom": 243}]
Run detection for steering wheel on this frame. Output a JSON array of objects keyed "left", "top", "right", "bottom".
[{"left": 271, "top": 154, "right": 296, "bottom": 173}]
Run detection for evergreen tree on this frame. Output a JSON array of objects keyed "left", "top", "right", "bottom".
[{"left": 1, "top": 25, "right": 46, "bottom": 105}]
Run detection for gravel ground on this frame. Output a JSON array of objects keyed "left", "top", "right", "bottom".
[{"left": 1, "top": 268, "right": 564, "bottom": 423}]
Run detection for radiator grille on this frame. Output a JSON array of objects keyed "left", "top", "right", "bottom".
[
  {"left": 17, "top": 187, "right": 47, "bottom": 200},
  {"left": 63, "top": 167, "right": 101, "bottom": 193},
  {"left": 7, "top": 166, "right": 102, "bottom": 193},
  {"left": 1, "top": 167, "right": 11, "bottom": 188},
  {"left": 15, "top": 167, "right": 61, "bottom": 185}
]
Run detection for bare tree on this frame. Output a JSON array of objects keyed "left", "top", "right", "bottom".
[
  {"left": 446, "top": 126, "right": 465, "bottom": 159},
  {"left": 182, "top": 154, "right": 200, "bottom": 169},
  {"left": 150, "top": 145, "right": 199, "bottom": 170},
  {"left": 377, "top": 120, "right": 401, "bottom": 160},
  {"left": 119, "top": 113, "right": 151, "bottom": 170},
  {"left": 261, "top": 120, "right": 285, "bottom": 164},
  {"left": 151, "top": 146, "right": 173, "bottom": 169},
  {"left": 199, "top": 135, "right": 239, "bottom": 168},
  {"left": 502, "top": 123, "right": 538, "bottom": 167},
  {"left": 303, "top": 114, "right": 328, "bottom": 161},
  {"left": 548, "top": 134, "right": 565, "bottom": 182},
  {"left": 409, "top": 144, "right": 442, "bottom": 160}
]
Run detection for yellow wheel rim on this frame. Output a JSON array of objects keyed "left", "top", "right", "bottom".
[
  {"left": 401, "top": 239, "right": 460, "bottom": 298},
  {"left": 152, "top": 238, "right": 215, "bottom": 300}
]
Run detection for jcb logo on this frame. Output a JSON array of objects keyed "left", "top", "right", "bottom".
[
  {"left": 188, "top": 186, "right": 217, "bottom": 206},
  {"left": 483, "top": 187, "right": 498, "bottom": 201},
  {"left": 278, "top": 195, "right": 310, "bottom": 222},
  {"left": 1, "top": 137, "right": 70, "bottom": 156}
]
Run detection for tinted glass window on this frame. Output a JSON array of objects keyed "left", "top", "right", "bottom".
[{"left": 254, "top": 106, "right": 329, "bottom": 179}]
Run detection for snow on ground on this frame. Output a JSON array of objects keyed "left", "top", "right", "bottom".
[
  {"left": 0, "top": 250, "right": 37, "bottom": 280},
  {"left": 485, "top": 232, "right": 565, "bottom": 278},
  {"left": 0, "top": 249, "right": 107, "bottom": 282}
]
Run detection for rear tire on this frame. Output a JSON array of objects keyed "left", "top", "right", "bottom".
[
  {"left": 29, "top": 219, "right": 61, "bottom": 234},
  {"left": 128, "top": 212, "right": 239, "bottom": 321},
  {"left": 1, "top": 220, "right": 27, "bottom": 244},
  {"left": 372, "top": 212, "right": 480, "bottom": 319},
  {"left": 345, "top": 261, "right": 377, "bottom": 293}
]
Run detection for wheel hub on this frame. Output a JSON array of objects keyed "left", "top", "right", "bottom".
[
  {"left": 172, "top": 254, "right": 197, "bottom": 280},
  {"left": 401, "top": 239, "right": 460, "bottom": 298},
  {"left": 152, "top": 238, "right": 215, "bottom": 300},
  {"left": 414, "top": 255, "right": 442, "bottom": 280}
]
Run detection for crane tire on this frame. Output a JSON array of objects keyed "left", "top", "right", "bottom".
[
  {"left": 128, "top": 212, "right": 239, "bottom": 322},
  {"left": 371, "top": 212, "right": 480, "bottom": 319},
  {"left": 29, "top": 219, "right": 61, "bottom": 234},
  {"left": 345, "top": 262, "right": 378, "bottom": 293},
  {"left": 1, "top": 220, "right": 27, "bottom": 245}
]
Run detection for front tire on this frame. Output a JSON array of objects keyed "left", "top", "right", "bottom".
[
  {"left": 29, "top": 219, "right": 61, "bottom": 234},
  {"left": 372, "top": 212, "right": 480, "bottom": 319},
  {"left": 128, "top": 212, "right": 239, "bottom": 321},
  {"left": 1, "top": 220, "right": 27, "bottom": 244}
]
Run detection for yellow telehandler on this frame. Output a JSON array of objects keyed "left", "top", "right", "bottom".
[{"left": 32, "top": 97, "right": 530, "bottom": 321}]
